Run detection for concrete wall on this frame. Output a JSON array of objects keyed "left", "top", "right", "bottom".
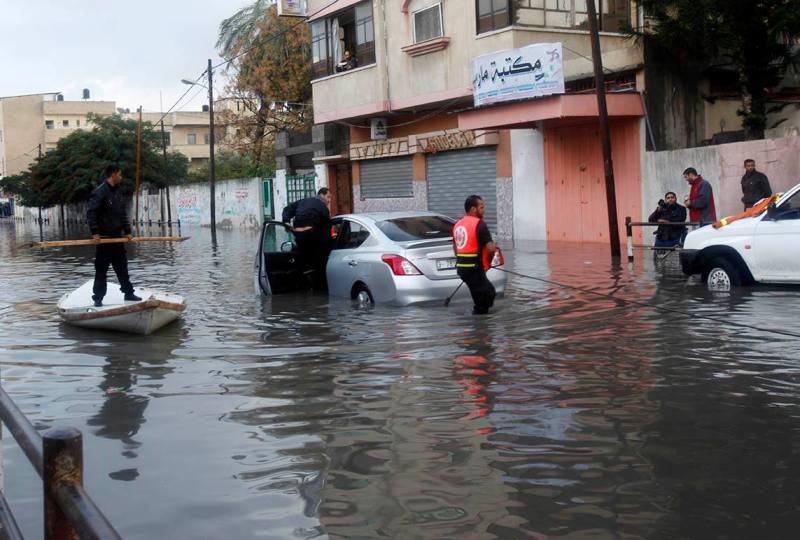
[
  {"left": 171, "top": 177, "right": 263, "bottom": 229},
  {"left": 642, "top": 135, "right": 800, "bottom": 242},
  {"left": 511, "top": 127, "right": 546, "bottom": 240}
]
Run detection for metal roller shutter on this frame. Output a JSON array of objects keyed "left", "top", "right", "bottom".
[
  {"left": 359, "top": 156, "right": 414, "bottom": 199},
  {"left": 426, "top": 147, "right": 497, "bottom": 230}
]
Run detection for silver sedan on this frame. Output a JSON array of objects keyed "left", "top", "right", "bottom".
[{"left": 256, "top": 211, "right": 507, "bottom": 306}]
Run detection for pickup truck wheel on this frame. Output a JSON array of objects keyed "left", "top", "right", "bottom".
[{"left": 702, "top": 257, "right": 741, "bottom": 291}]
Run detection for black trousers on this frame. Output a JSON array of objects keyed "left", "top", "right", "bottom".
[
  {"left": 295, "top": 230, "right": 330, "bottom": 291},
  {"left": 93, "top": 243, "right": 134, "bottom": 301},
  {"left": 458, "top": 268, "right": 496, "bottom": 314}
]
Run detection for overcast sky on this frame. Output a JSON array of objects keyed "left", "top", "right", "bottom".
[{"left": 0, "top": 0, "right": 253, "bottom": 112}]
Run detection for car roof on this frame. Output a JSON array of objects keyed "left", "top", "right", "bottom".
[{"left": 333, "top": 210, "right": 455, "bottom": 223}]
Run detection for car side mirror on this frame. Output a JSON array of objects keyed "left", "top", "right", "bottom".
[
  {"left": 764, "top": 202, "right": 779, "bottom": 220},
  {"left": 280, "top": 241, "right": 295, "bottom": 252}
]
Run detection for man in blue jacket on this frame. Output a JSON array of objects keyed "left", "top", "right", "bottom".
[{"left": 86, "top": 164, "right": 141, "bottom": 307}]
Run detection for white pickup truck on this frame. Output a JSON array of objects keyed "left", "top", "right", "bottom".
[{"left": 680, "top": 182, "right": 800, "bottom": 290}]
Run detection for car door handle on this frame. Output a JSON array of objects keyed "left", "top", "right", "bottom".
[{"left": 348, "top": 260, "right": 358, "bottom": 267}]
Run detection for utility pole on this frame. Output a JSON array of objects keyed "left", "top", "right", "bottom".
[
  {"left": 135, "top": 106, "right": 143, "bottom": 233},
  {"left": 37, "top": 144, "right": 42, "bottom": 225},
  {"left": 160, "top": 119, "right": 172, "bottom": 228},
  {"left": 587, "top": 0, "right": 621, "bottom": 259},
  {"left": 207, "top": 58, "right": 217, "bottom": 239}
]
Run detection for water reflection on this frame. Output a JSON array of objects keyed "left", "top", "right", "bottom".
[{"left": 2, "top": 222, "right": 800, "bottom": 539}]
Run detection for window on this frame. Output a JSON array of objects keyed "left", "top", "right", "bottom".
[
  {"left": 332, "top": 220, "right": 370, "bottom": 250},
  {"left": 514, "top": 0, "right": 631, "bottom": 32},
  {"left": 311, "top": 0, "right": 375, "bottom": 79},
  {"left": 45, "top": 120, "right": 54, "bottom": 129},
  {"left": 377, "top": 216, "right": 454, "bottom": 242},
  {"left": 62, "top": 120, "right": 69, "bottom": 128},
  {"left": 413, "top": 4, "right": 443, "bottom": 43},
  {"left": 76, "top": 119, "right": 80, "bottom": 127},
  {"left": 161, "top": 133, "right": 171, "bottom": 146},
  {"left": 476, "top": 0, "right": 512, "bottom": 34},
  {"left": 774, "top": 191, "right": 800, "bottom": 220},
  {"left": 204, "top": 133, "right": 210, "bottom": 145},
  {"left": 187, "top": 133, "right": 197, "bottom": 145}
]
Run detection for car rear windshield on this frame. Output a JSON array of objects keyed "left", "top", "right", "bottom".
[{"left": 377, "top": 216, "right": 454, "bottom": 241}]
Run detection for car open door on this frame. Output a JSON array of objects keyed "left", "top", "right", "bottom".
[{"left": 256, "top": 220, "right": 305, "bottom": 294}]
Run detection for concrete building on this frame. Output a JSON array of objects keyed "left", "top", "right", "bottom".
[
  {"left": 307, "top": 0, "right": 647, "bottom": 243},
  {"left": 128, "top": 110, "right": 223, "bottom": 169},
  {"left": 0, "top": 92, "right": 115, "bottom": 177}
]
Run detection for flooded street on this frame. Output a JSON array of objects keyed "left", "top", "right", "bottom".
[{"left": 2, "top": 219, "right": 800, "bottom": 539}]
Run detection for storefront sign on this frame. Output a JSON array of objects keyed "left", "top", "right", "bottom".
[
  {"left": 472, "top": 42, "right": 565, "bottom": 107},
  {"left": 277, "top": 0, "right": 306, "bottom": 17},
  {"left": 370, "top": 118, "right": 387, "bottom": 140},
  {"left": 350, "top": 129, "right": 498, "bottom": 160}
]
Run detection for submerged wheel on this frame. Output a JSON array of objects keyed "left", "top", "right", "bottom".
[
  {"left": 702, "top": 257, "right": 741, "bottom": 291},
  {"left": 353, "top": 284, "right": 374, "bottom": 305}
]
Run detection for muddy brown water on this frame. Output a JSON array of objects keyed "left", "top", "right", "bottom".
[{"left": 2, "top": 220, "right": 799, "bottom": 539}]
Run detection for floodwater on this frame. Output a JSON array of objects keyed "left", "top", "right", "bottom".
[{"left": 2, "top": 219, "right": 800, "bottom": 539}]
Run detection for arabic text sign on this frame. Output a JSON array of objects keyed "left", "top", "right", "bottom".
[
  {"left": 472, "top": 43, "right": 565, "bottom": 107},
  {"left": 277, "top": 0, "right": 306, "bottom": 17}
]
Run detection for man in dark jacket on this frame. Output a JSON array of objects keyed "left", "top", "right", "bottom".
[
  {"left": 648, "top": 191, "right": 687, "bottom": 248},
  {"left": 741, "top": 159, "right": 772, "bottom": 210},
  {"left": 282, "top": 187, "right": 332, "bottom": 290},
  {"left": 86, "top": 164, "right": 140, "bottom": 307}
]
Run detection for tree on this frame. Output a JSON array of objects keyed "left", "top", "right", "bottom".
[
  {"left": 217, "top": 3, "right": 312, "bottom": 165},
  {"left": 636, "top": 0, "right": 800, "bottom": 140},
  {"left": 6, "top": 114, "right": 188, "bottom": 208},
  {"left": 186, "top": 150, "right": 275, "bottom": 183}
]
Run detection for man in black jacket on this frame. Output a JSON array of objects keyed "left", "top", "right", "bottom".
[
  {"left": 86, "top": 164, "right": 140, "bottom": 307},
  {"left": 741, "top": 159, "right": 772, "bottom": 210},
  {"left": 648, "top": 191, "right": 687, "bottom": 248},
  {"left": 282, "top": 187, "right": 332, "bottom": 290}
]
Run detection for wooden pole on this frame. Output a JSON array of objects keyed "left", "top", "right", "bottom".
[
  {"left": 587, "top": 0, "right": 621, "bottom": 259},
  {"left": 43, "top": 427, "right": 82, "bottom": 540},
  {"left": 160, "top": 119, "right": 172, "bottom": 227},
  {"left": 135, "top": 106, "right": 143, "bottom": 231},
  {"left": 207, "top": 59, "right": 217, "bottom": 240},
  {"left": 31, "top": 236, "right": 189, "bottom": 248}
]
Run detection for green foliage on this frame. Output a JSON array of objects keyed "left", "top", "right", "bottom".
[
  {"left": 8, "top": 114, "right": 188, "bottom": 207},
  {"left": 635, "top": 0, "right": 800, "bottom": 139},
  {"left": 185, "top": 150, "right": 274, "bottom": 183}
]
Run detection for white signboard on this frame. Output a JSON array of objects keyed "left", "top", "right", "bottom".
[
  {"left": 277, "top": 0, "right": 306, "bottom": 17},
  {"left": 370, "top": 118, "right": 387, "bottom": 140},
  {"left": 472, "top": 43, "right": 565, "bottom": 107}
]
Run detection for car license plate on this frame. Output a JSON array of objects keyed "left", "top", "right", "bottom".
[{"left": 436, "top": 258, "right": 456, "bottom": 271}]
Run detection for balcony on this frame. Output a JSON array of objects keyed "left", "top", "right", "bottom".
[{"left": 311, "top": 64, "right": 388, "bottom": 124}]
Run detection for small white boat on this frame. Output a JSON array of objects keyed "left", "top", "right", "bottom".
[{"left": 58, "top": 280, "right": 186, "bottom": 335}]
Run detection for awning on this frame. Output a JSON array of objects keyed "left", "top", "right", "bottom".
[
  {"left": 308, "top": 0, "right": 362, "bottom": 21},
  {"left": 458, "top": 93, "right": 644, "bottom": 131}
]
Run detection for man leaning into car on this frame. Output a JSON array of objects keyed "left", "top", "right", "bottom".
[
  {"left": 453, "top": 195, "right": 496, "bottom": 315},
  {"left": 282, "top": 187, "right": 333, "bottom": 291}
]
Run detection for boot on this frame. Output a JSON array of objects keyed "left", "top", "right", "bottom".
[{"left": 124, "top": 293, "right": 142, "bottom": 302}]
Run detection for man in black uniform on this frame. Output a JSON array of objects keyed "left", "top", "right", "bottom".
[
  {"left": 86, "top": 164, "right": 140, "bottom": 307},
  {"left": 282, "top": 187, "right": 333, "bottom": 290},
  {"left": 453, "top": 195, "right": 496, "bottom": 315}
]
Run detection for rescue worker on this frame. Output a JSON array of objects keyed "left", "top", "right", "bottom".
[
  {"left": 453, "top": 195, "right": 496, "bottom": 315},
  {"left": 282, "top": 187, "right": 333, "bottom": 290},
  {"left": 86, "top": 164, "right": 140, "bottom": 307}
]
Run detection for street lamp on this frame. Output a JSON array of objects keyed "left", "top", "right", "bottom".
[{"left": 182, "top": 59, "right": 217, "bottom": 238}]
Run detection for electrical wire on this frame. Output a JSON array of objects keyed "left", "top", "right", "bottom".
[{"left": 496, "top": 267, "right": 800, "bottom": 340}]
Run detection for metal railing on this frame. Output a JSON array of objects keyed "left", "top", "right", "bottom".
[
  {"left": 0, "top": 387, "right": 122, "bottom": 540},
  {"left": 625, "top": 216, "right": 703, "bottom": 263}
]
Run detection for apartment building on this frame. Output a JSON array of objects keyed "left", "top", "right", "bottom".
[
  {"left": 130, "top": 110, "right": 222, "bottom": 169},
  {"left": 307, "top": 0, "right": 649, "bottom": 243},
  {"left": 0, "top": 92, "right": 115, "bottom": 177}
]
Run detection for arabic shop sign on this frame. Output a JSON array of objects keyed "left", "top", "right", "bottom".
[
  {"left": 472, "top": 42, "right": 565, "bottom": 107},
  {"left": 349, "top": 129, "right": 498, "bottom": 160}
]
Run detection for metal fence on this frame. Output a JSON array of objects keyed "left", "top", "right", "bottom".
[
  {"left": 285, "top": 175, "right": 316, "bottom": 204},
  {"left": 0, "top": 386, "right": 122, "bottom": 539}
]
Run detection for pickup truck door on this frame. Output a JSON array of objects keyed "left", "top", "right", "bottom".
[{"left": 752, "top": 190, "right": 800, "bottom": 282}]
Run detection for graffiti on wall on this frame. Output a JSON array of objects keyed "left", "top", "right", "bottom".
[{"left": 177, "top": 191, "right": 202, "bottom": 225}]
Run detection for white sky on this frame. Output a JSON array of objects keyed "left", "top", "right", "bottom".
[{"left": 0, "top": 0, "right": 253, "bottom": 112}]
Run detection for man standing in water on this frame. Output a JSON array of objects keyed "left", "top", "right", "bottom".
[
  {"left": 282, "top": 187, "right": 333, "bottom": 290},
  {"left": 86, "top": 164, "right": 140, "bottom": 307},
  {"left": 453, "top": 195, "right": 496, "bottom": 315}
]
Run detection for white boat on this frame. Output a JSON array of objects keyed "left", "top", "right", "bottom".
[{"left": 58, "top": 280, "right": 186, "bottom": 335}]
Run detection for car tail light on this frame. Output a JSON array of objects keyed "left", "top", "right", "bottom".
[
  {"left": 492, "top": 247, "right": 505, "bottom": 267},
  {"left": 381, "top": 254, "right": 422, "bottom": 276}
]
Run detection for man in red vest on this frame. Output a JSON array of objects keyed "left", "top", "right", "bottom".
[
  {"left": 453, "top": 195, "right": 496, "bottom": 315},
  {"left": 683, "top": 167, "right": 717, "bottom": 225}
]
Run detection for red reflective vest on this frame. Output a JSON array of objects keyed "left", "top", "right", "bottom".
[{"left": 454, "top": 216, "right": 490, "bottom": 270}]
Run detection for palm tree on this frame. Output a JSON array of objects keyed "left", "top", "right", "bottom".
[{"left": 216, "top": 0, "right": 276, "bottom": 58}]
